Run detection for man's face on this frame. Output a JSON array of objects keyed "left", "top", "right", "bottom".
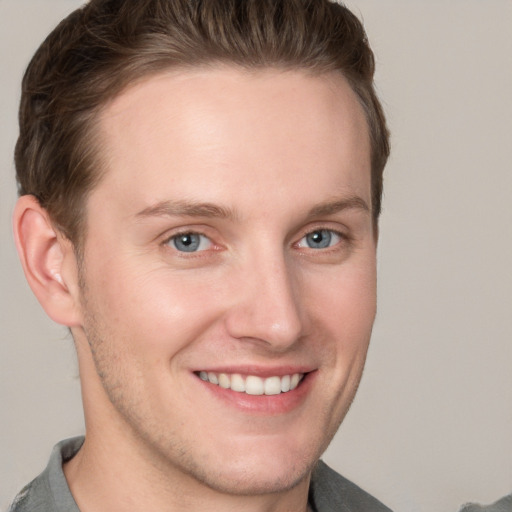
[{"left": 73, "top": 67, "right": 376, "bottom": 495}]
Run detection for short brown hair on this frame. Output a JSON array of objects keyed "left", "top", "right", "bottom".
[{"left": 16, "top": 0, "right": 390, "bottom": 247}]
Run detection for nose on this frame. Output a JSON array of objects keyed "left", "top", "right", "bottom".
[{"left": 224, "top": 250, "right": 304, "bottom": 351}]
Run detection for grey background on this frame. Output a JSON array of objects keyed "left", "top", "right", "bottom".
[{"left": 1, "top": 1, "right": 511, "bottom": 511}]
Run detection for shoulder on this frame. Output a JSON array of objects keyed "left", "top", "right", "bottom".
[
  {"left": 8, "top": 437, "right": 84, "bottom": 512},
  {"left": 8, "top": 473, "right": 53, "bottom": 512},
  {"left": 458, "top": 494, "right": 512, "bottom": 512},
  {"left": 309, "top": 460, "right": 393, "bottom": 512}
]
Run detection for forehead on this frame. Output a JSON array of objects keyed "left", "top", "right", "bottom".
[{"left": 93, "top": 66, "right": 371, "bottom": 216}]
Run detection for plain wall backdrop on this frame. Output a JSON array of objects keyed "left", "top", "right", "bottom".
[{"left": 1, "top": 1, "right": 511, "bottom": 511}]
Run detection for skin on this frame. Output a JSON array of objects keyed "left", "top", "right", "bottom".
[{"left": 14, "top": 67, "right": 377, "bottom": 512}]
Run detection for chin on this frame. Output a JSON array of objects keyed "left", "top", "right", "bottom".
[
  {"left": 178, "top": 436, "right": 321, "bottom": 497},
  {"left": 193, "top": 456, "right": 315, "bottom": 497}
]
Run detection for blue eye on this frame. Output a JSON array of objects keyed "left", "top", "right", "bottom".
[
  {"left": 298, "top": 229, "right": 341, "bottom": 249},
  {"left": 171, "top": 233, "right": 212, "bottom": 252}
]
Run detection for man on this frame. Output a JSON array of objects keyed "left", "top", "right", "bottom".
[{"left": 9, "top": 0, "right": 390, "bottom": 510}]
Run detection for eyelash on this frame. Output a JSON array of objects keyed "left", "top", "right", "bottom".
[
  {"left": 295, "top": 228, "right": 346, "bottom": 251},
  {"left": 163, "top": 231, "right": 214, "bottom": 253},
  {"left": 162, "top": 227, "right": 348, "bottom": 255}
]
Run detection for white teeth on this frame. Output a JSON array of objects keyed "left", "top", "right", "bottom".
[
  {"left": 230, "top": 373, "right": 245, "bottom": 392},
  {"left": 198, "top": 372, "right": 304, "bottom": 396},
  {"left": 280, "top": 375, "right": 291, "bottom": 392},
  {"left": 245, "top": 376, "right": 264, "bottom": 395},
  {"left": 218, "top": 373, "right": 230, "bottom": 389},
  {"left": 264, "top": 376, "right": 282, "bottom": 395},
  {"left": 290, "top": 373, "right": 301, "bottom": 390}
]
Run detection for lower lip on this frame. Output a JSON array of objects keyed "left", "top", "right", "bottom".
[{"left": 196, "top": 373, "right": 315, "bottom": 414}]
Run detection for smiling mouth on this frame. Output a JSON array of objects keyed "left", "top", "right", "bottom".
[{"left": 196, "top": 371, "right": 305, "bottom": 396}]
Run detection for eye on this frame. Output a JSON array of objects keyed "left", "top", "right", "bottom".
[
  {"left": 297, "top": 229, "right": 342, "bottom": 250},
  {"left": 168, "top": 232, "right": 212, "bottom": 252}
]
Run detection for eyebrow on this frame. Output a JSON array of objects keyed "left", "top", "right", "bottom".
[
  {"left": 135, "top": 200, "right": 237, "bottom": 220},
  {"left": 135, "top": 195, "right": 370, "bottom": 221},
  {"left": 307, "top": 196, "right": 370, "bottom": 217}
]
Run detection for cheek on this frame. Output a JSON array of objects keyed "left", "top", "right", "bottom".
[
  {"left": 340, "top": 271, "right": 377, "bottom": 341},
  {"left": 304, "top": 256, "right": 377, "bottom": 380},
  {"left": 84, "top": 256, "right": 225, "bottom": 357},
  {"left": 311, "top": 258, "right": 376, "bottom": 331},
  {"left": 341, "top": 268, "right": 376, "bottom": 354}
]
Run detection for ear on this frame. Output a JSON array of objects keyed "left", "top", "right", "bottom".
[{"left": 13, "top": 195, "right": 83, "bottom": 327}]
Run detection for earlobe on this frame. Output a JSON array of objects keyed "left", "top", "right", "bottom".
[{"left": 13, "top": 195, "right": 83, "bottom": 327}]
